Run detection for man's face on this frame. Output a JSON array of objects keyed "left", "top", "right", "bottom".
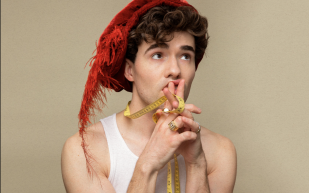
[{"left": 128, "top": 31, "right": 196, "bottom": 106}]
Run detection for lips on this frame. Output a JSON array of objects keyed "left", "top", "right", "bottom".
[{"left": 162, "top": 79, "right": 181, "bottom": 94}]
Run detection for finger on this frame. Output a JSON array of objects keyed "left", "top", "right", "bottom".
[
  {"left": 181, "top": 116, "right": 200, "bottom": 133},
  {"left": 182, "top": 127, "right": 191, "bottom": 132},
  {"left": 184, "top": 104, "right": 202, "bottom": 114},
  {"left": 163, "top": 87, "right": 177, "bottom": 110},
  {"left": 169, "top": 116, "right": 185, "bottom": 131},
  {"left": 176, "top": 130, "right": 197, "bottom": 143},
  {"left": 157, "top": 104, "right": 179, "bottom": 129},
  {"left": 171, "top": 116, "right": 196, "bottom": 132},
  {"left": 169, "top": 104, "right": 201, "bottom": 122},
  {"left": 161, "top": 112, "right": 181, "bottom": 133},
  {"left": 163, "top": 82, "right": 175, "bottom": 111},
  {"left": 168, "top": 82, "right": 180, "bottom": 109},
  {"left": 155, "top": 108, "right": 169, "bottom": 126},
  {"left": 175, "top": 79, "right": 185, "bottom": 100},
  {"left": 176, "top": 104, "right": 202, "bottom": 122},
  {"left": 155, "top": 109, "right": 163, "bottom": 119},
  {"left": 179, "top": 108, "right": 194, "bottom": 120},
  {"left": 168, "top": 81, "right": 175, "bottom": 95}
]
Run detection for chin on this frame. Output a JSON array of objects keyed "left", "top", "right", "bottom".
[{"left": 157, "top": 90, "right": 165, "bottom": 97}]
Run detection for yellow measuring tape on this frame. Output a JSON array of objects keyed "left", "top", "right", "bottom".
[
  {"left": 124, "top": 94, "right": 185, "bottom": 193},
  {"left": 124, "top": 94, "right": 184, "bottom": 123}
]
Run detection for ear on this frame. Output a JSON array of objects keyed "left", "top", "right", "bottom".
[{"left": 124, "top": 59, "right": 134, "bottom": 82}]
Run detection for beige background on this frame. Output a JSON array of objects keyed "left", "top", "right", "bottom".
[{"left": 2, "top": 0, "right": 309, "bottom": 192}]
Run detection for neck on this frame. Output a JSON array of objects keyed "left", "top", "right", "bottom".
[{"left": 116, "top": 98, "right": 160, "bottom": 140}]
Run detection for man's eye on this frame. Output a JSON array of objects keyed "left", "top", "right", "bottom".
[
  {"left": 181, "top": 54, "right": 191, "bottom": 60},
  {"left": 152, "top": 53, "right": 162, "bottom": 59}
]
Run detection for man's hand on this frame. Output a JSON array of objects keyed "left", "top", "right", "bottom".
[
  {"left": 137, "top": 83, "right": 199, "bottom": 172},
  {"left": 130, "top": 79, "right": 210, "bottom": 193},
  {"left": 162, "top": 79, "right": 206, "bottom": 167},
  {"left": 161, "top": 79, "right": 210, "bottom": 192}
]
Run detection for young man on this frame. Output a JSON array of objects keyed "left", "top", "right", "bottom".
[{"left": 61, "top": 0, "right": 237, "bottom": 192}]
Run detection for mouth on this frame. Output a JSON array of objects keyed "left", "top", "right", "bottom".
[{"left": 162, "top": 79, "right": 181, "bottom": 95}]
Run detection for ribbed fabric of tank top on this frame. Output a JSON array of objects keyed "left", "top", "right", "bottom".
[{"left": 100, "top": 114, "right": 187, "bottom": 193}]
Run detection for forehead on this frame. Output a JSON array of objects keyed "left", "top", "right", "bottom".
[{"left": 138, "top": 31, "right": 195, "bottom": 52}]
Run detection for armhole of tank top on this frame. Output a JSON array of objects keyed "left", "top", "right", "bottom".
[{"left": 100, "top": 116, "right": 116, "bottom": 183}]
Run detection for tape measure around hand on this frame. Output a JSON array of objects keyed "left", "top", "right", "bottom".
[
  {"left": 124, "top": 94, "right": 184, "bottom": 193},
  {"left": 124, "top": 94, "right": 185, "bottom": 123}
]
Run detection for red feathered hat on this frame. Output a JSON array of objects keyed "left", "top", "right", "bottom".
[{"left": 78, "top": 0, "right": 203, "bottom": 174}]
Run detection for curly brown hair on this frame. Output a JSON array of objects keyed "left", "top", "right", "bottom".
[{"left": 126, "top": 5, "right": 209, "bottom": 64}]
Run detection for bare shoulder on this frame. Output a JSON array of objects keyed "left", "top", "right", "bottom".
[
  {"left": 61, "top": 122, "right": 115, "bottom": 193},
  {"left": 63, "top": 122, "right": 105, "bottom": 151},
  {"left": 62, "top": 121, "right": 109, "bottom": 174},
  {"left": 200, "top": 127, "right": 236, "bottom": 167},
  {"left": 200, "top": 126, "right": 237, "bottom": 192}
]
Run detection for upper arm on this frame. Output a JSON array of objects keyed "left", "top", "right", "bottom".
[
  {"left": 207, "top": 137, "right": 237, "bottom": 193},
  {"left": 61, "top": 130, "right": 116, "bottom": 193}
]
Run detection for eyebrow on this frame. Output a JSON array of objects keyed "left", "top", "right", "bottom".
[
  {"left": 180, "top": 45, "right": 195, "bottom": 53},
  {"left": 144, "top": 43, "right": 195, "bottom": 55},
  {"left": 144, "top": 43, "right": 169, "bottom": 55}
]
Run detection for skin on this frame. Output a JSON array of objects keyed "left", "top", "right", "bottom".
[{"left": 61, "top": 31, "right": 237, "bottom": 192}]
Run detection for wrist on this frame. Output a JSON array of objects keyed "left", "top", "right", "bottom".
[
  {"left": 128, "top": 159, "right": 159, "bottom": 192},
  {"left": 185, "top": 153, "right": 210, "bottom": 193},
  {"left": 185, "top": 152, "right": 207, "bottom": 169},
  {"left": 136, "top": 158, "right": 159, "bottom": 176}
]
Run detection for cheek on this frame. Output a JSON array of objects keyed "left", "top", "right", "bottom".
[
  {"left": 133, "top": 61, "right": 147, "bottom": 79},
  {"left": 134, "top": 65, "right": 156, "bottom": 89},
  {"left": 183, "top": 69, "right": 195, "bottom": 100},
  {"left": 135, "top": 60, "right": 161, "bottom": 83},
  {"left": 183, "top": 66, "right": 195, "bottom": 82}
]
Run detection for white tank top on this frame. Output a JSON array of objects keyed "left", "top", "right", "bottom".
[{"left": 100, "top": 114, "right": 187, "bottom": 193}]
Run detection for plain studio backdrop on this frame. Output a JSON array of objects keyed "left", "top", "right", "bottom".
[{"left": 2, "top": 0, "right": 309, "bottom": 192}]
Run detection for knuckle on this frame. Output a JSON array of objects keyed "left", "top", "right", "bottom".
[
  {"left": 185, "top": 117, "right": 192, "bottom": 124},
  {"left": 185, "top": 104, "right": 193, "bottom": 110},
  {"left": 175, "top": 117, "right": 183, "bottom": 127},
  {"left": 176, "top": 116, "right": 182, "bottom": 122},
  {"left": 182, "top": 131, "right": 192, "bottom": 139}
]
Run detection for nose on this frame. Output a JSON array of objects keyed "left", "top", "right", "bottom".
[{"left": 164, "top": 56, "right": 181, "bottom": 79}]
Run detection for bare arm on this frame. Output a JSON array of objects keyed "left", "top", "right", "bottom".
[
  {"left": 209, "top": 137, "right": 237, "bottom": 193},
  {"left": 127, "top": 160, "right": 158, "bottom": 192},
  {"left": 185, "top": 152, "right": 210, "bottom": 193},
  {"left": 61, "top": 128, "right": 160, "bottom": 193},
  {"left": 61, "top": 133, "right": 116, "bottom": 193},
  {"left": 62, "top": 134, "right": 160, "bottom": 193},
  {"left": 184, "top": 138, "right": 237, "bottom": 193},
  {"left": 61, "top": 110, "right": 198, "bottom": 193},
  {"left": 202, "top": 134, "right": 237, "bottom": 193}
]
